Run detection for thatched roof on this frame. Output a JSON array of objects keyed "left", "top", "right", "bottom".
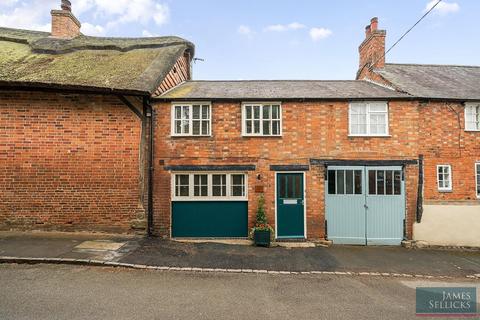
[
  {"left": 157, "top": 80, "right": 411, "bottom": 100},
  {"left": 0, "top": 27, "right": 194, "bottom": 95}
]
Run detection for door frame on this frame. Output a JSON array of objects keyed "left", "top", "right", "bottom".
[{"left": 274, "top": 171, "right": 307, "bottom": 239}]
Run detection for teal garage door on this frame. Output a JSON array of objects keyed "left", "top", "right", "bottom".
[
  {"left": 325, "top": 166, "right": 405, "bottom": 246},
  {"left": 172, "top": 201, "right": 248, "bottom": 238}
]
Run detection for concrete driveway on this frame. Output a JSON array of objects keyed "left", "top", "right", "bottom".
[{"left": 1, "top": 264, "right": 479, "bottom": 320}]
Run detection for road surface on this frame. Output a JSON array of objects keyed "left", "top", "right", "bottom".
[{"left": 0, "top": 264, "right": 478, "bottom": 320}]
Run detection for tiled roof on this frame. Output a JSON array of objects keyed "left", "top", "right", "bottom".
[
  {"left": 375, "top": 63, "right": 480, "bottom": 100},
  {"left": 158, "top": 80, "right": 410, "bottom": 100}
]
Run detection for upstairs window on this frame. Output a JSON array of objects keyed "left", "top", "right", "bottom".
[
  {"left": 242, "top": 103, "right": 281, "bottom": 136},
  {"left": 437, "top": 165, "right": 452, "bottom": 192},
  {"left": 349, "top": 102, "right": 389, "bottom": 136},
  {"left": 465, "top": 103, "right": 480, "bottom": 131},
  {"left": 172, "top": 103, "right": 211, "bottom": 136}
]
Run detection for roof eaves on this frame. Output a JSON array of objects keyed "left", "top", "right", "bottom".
[{"left": 0, "top": 80, "right": 149, "bottom": 96}]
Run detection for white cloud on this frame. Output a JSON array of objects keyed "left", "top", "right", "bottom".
[
  {"left": 0, "top": 0, "right": 170, "bottom": 36},
  {"left": 309, "top": 27, "right": 332, "bottom": 41},
  {"left": 238, "top": 25, "right": 254, "bottom": 37},
  {"left": 264, "top": 22, "right": 306, "bottom": 32},
  {"left": 81, "top": 22, "right": 105, "bottom": 36},
  {"left": 0, "top": 0, "right": 55, "bottom": 31},
  {"left": 142, "top": 30, "right": 158, "bottom": 37},
  {"left": 0, "top": 0, "right": 20, "bottom": 7},
  {"left": 424, "top": 0, "right": 459, "bottom": 15},
  {"left": 102, "top": 0, "right": 170, "bottom": 29}
]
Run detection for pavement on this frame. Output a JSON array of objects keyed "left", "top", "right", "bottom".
[
  {"left": 1, "top": 231, "right": 480, "bottom": 278},
  {"left": 1, "top": 263, "right": 479, "bottom": 320}
]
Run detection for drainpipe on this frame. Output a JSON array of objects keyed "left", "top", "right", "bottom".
[
  {"left": 416, "top": 155, "right": 424, "bottom": 223},
  {"left": 143, "top": 97, "right": 154, "bottom": 236}
]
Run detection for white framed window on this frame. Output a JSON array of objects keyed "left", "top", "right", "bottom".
[
  {"left": 231, "top": 174, "right": 246, "bottom": 197},
  {"left": 349, "top": 101, "right": 389, "bottom": 136},
  {"left": 175, "top": 174, "right": 190, "bottom": 197},
  {"left": 193, "top": 174, "right": 208, "bottom": 197},
  {"left": 437, "top": 165, "right": 452, "bottom": 192},
  {"left": 465, "top": 103, "right": 480, "bottom": 131},
  {"left": 476, "top": 163, "right": 480, "bottom": 198},
  {"left": 171, "top": 103, "right": 211, "bottom": 136},
  {"left": 172, "top": 173, "right": 248, "bottom": 201},
  {"left": 242, "top": 103, "right": 281, "bottom": 136}
]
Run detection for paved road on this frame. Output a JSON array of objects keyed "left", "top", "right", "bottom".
[{"left": 1, "top": 264, "right": 478, "bottom": 320}]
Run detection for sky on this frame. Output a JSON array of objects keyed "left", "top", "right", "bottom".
[{"left": 0, "top": 0, "right": 479, "bottom": 80}]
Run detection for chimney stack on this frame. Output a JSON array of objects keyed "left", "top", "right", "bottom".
[
  {"left": 51, "top": 0, "right": 81, "bottom": 39},
  {"left": 370, "top": 17, "right": 378, "bottom": 32},
  {"left": 357, "top": 17, "right": 386, "bottom": 79}
]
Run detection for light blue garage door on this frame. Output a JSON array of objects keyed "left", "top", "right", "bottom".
[{"left": 325, "top": 166, "right": 405, "bottom": 246}]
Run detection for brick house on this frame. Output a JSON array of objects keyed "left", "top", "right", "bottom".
[
  {"left": 153, "top": 18, "right": 479, "bottom": 246},
  {"left": 0, "top": 1, "right": 194, "bottom": 233},
  {"left": 1, "top": 4, "right": 479, "bottom": 246}
]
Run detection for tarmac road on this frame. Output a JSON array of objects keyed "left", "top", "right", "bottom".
[{"left": 1, "top": 264, "right": 479, "bottom": 320}]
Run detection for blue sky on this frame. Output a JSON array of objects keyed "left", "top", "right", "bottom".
[{"left": 1, "top": 0, "right": 478, "bottom": 80}]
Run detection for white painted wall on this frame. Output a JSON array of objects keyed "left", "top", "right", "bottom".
[{"left": 414, "top": 204, "right": 480, "bottom": 247}]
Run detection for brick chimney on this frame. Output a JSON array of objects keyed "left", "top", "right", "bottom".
[
  {"left": 357, "top": 17, "right": 386, "bottom": 79},
  {"left": 51, "top": 0, "right": 81, "bottom": 39}
]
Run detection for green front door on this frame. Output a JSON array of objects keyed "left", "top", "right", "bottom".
[{"left": 276, "top": 173, "right": 305, "bottom": 238}]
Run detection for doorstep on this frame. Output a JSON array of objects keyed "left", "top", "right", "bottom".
[
  {"left": 172, "top": 238, "right": 319, "bottom": 248},
  {"left": 272, "top": 242, "right": 316, "bottom": 248}
]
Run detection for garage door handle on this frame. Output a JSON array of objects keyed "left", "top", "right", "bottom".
[{"left": 364, "top": 204, "right": 369, "bottom": 209}]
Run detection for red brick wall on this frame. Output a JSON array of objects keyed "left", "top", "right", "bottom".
[
  {"left": 357, "top": 49, "right": 479, "bottom": 205},
  {"left": 152, "top": 100, "right": 421, "bottom": 239},
  {"left": 51, "top": 11, "right": 81, "bottom": 39},
  {"left": 419, "top": 101, "right": 480, "bottom": 202},
  {"left": 0, "top": 91, "right": 144, "bottom": 232}
]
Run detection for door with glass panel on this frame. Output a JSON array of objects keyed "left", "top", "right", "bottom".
[
  {"left": 325, "top": 166, "right": 405, "bottom": 245},
  {"left": 325, "top": 166, "right": 366, "bottom": 245},
  {"left": 276, "top": 173, "right": 305, "bottom": 238},
  {"left": 365, "top": 167, "right": 405, "bottom": 245}
]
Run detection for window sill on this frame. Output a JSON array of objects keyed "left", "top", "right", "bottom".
[
  {"left": 172, "top": 198, "right": 248, "bottom": 202},
  {"left": 348, "top": 134, "right": 391, "bottom": 138},
  {"left": 464, "top": 130, "right": 480, "bottom": 132},
  {"left": 170, "top": 135, "right": 212, "bottom": 138},
  {"left": 438, "top": 190, "right": 453, "bottom": 193},
  {"left": 242, "top": 135, "right": 283, "bottom": 138}
]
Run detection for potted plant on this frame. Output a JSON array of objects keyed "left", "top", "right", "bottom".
[{"left": 251, "top": 195, "right": 273, "bottom": 247}]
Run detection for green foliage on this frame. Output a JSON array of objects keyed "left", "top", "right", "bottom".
[
  {"left": 255, "top": 194, "right": 267, "bottom": 225},
  {"left": 250, "top": 194, "right": 273, "bottom": 237}
]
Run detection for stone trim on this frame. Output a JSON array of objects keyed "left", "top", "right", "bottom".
[
  {"left": 50, "top": 10, "right": 81, "bottom": 28},
  {"left": 270, "top": 165, "right": 309, "bottom": 171},
  {"left": 164, "top": 165, "right": 256, "bottom": 171},
  {"left": 1, "top": 256, "right": 478, "bottom": 279}
]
